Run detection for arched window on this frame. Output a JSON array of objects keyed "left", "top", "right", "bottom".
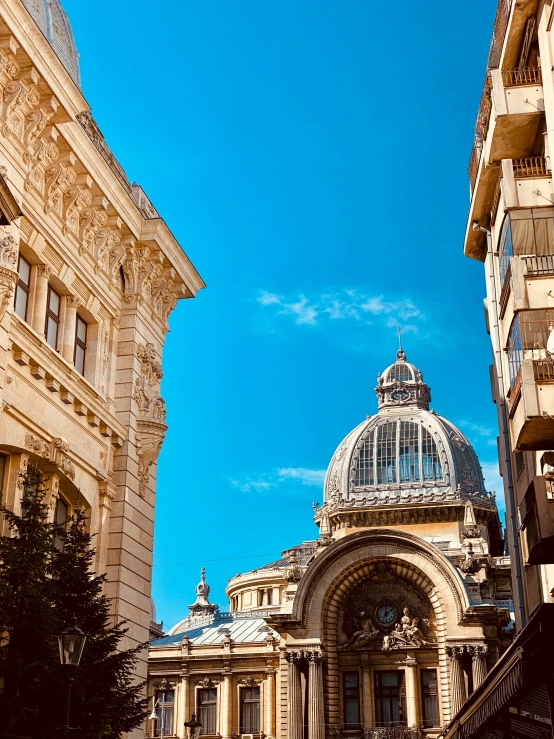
[
  {"left": 399, "top": 421, "right": 420, "bottom": 482},
  {"left": 353, "top": 422, "right": 444, "bottom": 487},
  {"left": 387, "top": 364, "right": 413, "bottom": 382},
  {"left": 422, "top": 428, "right": 442, "bottom": 481},
  {"left": 355, "top": 431, "right": 375, "bottom": 486},
  {"left": 376, "top": 422, "right": 397, "bottom": 484}
]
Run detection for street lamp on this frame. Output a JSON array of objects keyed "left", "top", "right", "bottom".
[
  {"left": 184, "top": 713, "right": 202, "bottom": 739},
  {"left": 57, "top": 622, "right": 87, "bottom": 738}
]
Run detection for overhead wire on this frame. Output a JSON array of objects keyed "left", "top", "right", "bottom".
[{"left": 153, "top": 552, "right": 280, "bottom": 567}]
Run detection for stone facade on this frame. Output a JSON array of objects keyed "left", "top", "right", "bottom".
[
  {"left": 0, "top": 0, "right": 204, "bottom": 724},
  {"left": 148, "top": 354, "right": 513, "bottom": 738}
]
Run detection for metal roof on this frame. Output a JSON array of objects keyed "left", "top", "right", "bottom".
[{"left": 151, "top": 616, "right": 277, "bottom": 648}]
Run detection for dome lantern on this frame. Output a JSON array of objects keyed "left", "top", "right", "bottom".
[{"left": 375, "top": 349, "right": 431, "bottom": 411}]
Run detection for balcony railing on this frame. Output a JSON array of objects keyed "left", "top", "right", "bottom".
[
  {"left": 499, "top": 260, "right": 512, "bottom": 318},
  {"left": 523, "top": 255, "right": 554, "bottom": 276},
  {"left": 502, "top": 66, "right": 542, "bottom": 87},
  {"left": 508, "top": 366, "right": 523, "bottom": 417},
  {"left": 491, "top": 0, "right": 513, "bottom": 63},
  {"left": 513, "top": 156, "right": 551, "bottom": 178},
  {"left": 491, "top": 171, "right": 502, "bottom": 225},
  {"left": 533, "top": 359, "right": 554, "bottom": 382},
  {"left": 469, "top": 142, "right": 482, "bottom": 194}
]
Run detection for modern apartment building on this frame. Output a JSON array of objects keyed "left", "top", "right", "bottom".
[{"left": 442, "top": 1, "right": 554, "bottom": 737}]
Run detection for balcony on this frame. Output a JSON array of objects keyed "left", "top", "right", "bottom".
[
  {"left": 465, "top": 72, "right": 544, "bottom": 261},
  {"left": 509, "top": 358, "right": 554, "bottom": 450}
]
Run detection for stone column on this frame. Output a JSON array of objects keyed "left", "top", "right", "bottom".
[
  {"left": 221, "top": 668, "right": 232, "bottom": 739},
  {"left": 404, "top": 656, "right": 420, "bottom": 728},
  {"left": 285, "top": 651, "right": 303, "bottom": 739},
  {"left": 265, "top": 668, "right": 276, "bottom": 738},
  {"left": 470, "top": 645, "right": 488, "bottom": 690},
  {"left": 361, "top": 657, "right": 373, "bottom": 728},
  {"left": 32, "top": 264, "right": 51, "bottom": 336},
  {"left": 61, "top": 295, "right": 80, "bottom": 362},
  {"left": 308, "top": 651, "right": 325, "bottom": 739},
  {"left": 178, "top": 672, "right": 189, "bottom": 739},
  {"left": 447, "top": 646, "right": 467, "bottom": 716}
]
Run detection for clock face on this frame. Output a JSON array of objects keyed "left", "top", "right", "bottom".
[
  {"left": 391, "top": 390, "right": 409, "bottom": 402},
  {"left": 376, "top": 605, "right": 396, "bottom": 625}
]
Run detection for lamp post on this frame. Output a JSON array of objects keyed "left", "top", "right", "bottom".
[
  {"left": 149, "top": 697, "right": 163, "bottom": 739},
  {"left": 57, "top": 622, "right": 87, "bottom": 739},
  {"left": 184, "top": 713, "right": 202, "bottom": 739}
]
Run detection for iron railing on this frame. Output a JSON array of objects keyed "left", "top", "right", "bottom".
[
  {"left": 533, "top": 359, "right": 554, "bottom": 382},
  {"left": 491, "top": 171, "right": 502, "bottom": 225},
  {"left": 492, "top": 0, "right": 513, "bottom": 60},
  {"left": 502, "top": 66, "right": 542, "bottom": 87},
  {"left": 499, "top": 260, "right": 512, "bottom": 318},
  {"left": 523, "top": 255, "right": 554, "bottom": 276},
  {"left": 469, "top": 142, "right": 482, "bottom": 194},
  {"left": 513, "top": 156, "right": 551, "bottom": 178}
]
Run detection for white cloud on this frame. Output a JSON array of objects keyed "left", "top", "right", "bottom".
[
  {"left": 230, "top": 467, "right": 326, "bottom": 495},
  {"left": 256, "top": 288, "right": 425, "bottom": 330},
  {"left": 277, "top": 468, "right": 326, "bottom": 486}
]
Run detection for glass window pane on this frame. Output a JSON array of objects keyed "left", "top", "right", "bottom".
[
  {"left": 46, "top": 316, "right": 58, "bottom": 348},
  {"left": 422, "top": 429, "right": 442, "bottom": 481},
  {"left": 74, "top": 344, "right": 85, "bottom": 375},
  {"left": 355, "top": 429, "right": 375, "bottom": 486},
  {"left": 76, "top": 316, "right": 87, "bottom": 342},
  {"left": 48, "top": 288, "right": 60, "bottom": 315},
  {"left": 14, "top": 285, "right": 28, "bottom": 320},
  {"left": 376, "top": 421, "right": 397, "bottom": 484},
  {"left": 18, "top": 257, "right": 30, "bottom": 285},
  {"left": 399, "top": 421, "right": 420, "bottom": 482},
  {"left": 421, "top": 669, "right": 439, "bottom": 728}
]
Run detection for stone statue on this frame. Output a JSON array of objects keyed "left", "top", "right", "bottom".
[
  {"left": 382, "top": 608, "right": 434, "bottom": 651},
  {"left": 343, "top": 612, "right": 380, "bottom": 649}
]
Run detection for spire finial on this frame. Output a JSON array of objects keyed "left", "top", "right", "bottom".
[
  {"left": 200, "top": 566, "right": 206, "bottom": 582},
  {"left": 396, "top": 325, "right": 406, "bottom": 361}
]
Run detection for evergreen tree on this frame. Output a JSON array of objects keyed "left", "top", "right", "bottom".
[{"left": 0, "top": 465, "right": 147, "bottom": 738}]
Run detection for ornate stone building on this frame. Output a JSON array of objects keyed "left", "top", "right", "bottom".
[
  {"left": 148, "top": 352, "right": 513, "bottom": 739},
  {"left": 0, "top": 0, "right": 204, "bottom": 716}
]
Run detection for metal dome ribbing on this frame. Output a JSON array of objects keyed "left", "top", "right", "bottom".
[
  {"left": 323, "top": 352, "right": 493, "bottom": 507},
  {"left": 21, "top": 0, "right": 80, "bottom": 85}
]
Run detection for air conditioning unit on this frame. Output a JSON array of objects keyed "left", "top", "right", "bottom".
[
  {"left": 519, "top": 476, "right": 554, "bottom": 564},
  {"left": 241, "top": 734, "right": 254, "bottom": 739}
]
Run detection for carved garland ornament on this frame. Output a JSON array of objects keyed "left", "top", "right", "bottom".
[{"left": 24, "top": 433, "right": 76, "bottom": 481}]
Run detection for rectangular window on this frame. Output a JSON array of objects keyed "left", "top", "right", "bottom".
[
  {"left": 374, "top": 671, "right": 407, "bottom": 728},
  {"left": 507, "top": 309, "right": 554, "bottom": 387},
  {"left": 240, "top": 687, "right": 260, "bottom": 733},
  {"left": 267, "top": 588, "right": 273, "bottom": 605},
  {"left": 74, "top": 315, "right": 87, "bottom": 375},
  {"left": 45, "top": 285, "right": 60, "bottom": 349},
  {"left": 14, "top": 255, "right": 31, "bottom": 321},
  {"left": 343, "top": 672, "right": 360, "bottom": 729},
  {"left": 154, "top": 689, "right": 174, "bottom": 737},
  {"left": 421, "top": 669, "right": 439, "bottom": 728},
  {"left": 53, "top": 496, "right": 68, "bottom": 551},
  {"left": 198, "top": 688, "right": 217, "bottom": 734}
]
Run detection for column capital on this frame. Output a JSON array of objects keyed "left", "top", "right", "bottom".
[
  {"left": 446, "top": 645, "right": 467, "bottom": 660},
  {"left": 37, "top": 263, "right": 53, "bottom": 278},
  {"left": 307, "top": 650, "right": 325, "bottom": 665},
  {"left": 284, "top": 650, "right": 302, "bottom": 664},
  {"left": 468, "top": 644, "right": 488, "bottom": 661},
  {"left": 65, "top": 294, "right": 81, "bottom": 309}
]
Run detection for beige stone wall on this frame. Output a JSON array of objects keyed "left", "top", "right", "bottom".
[{"left": 0, "top": 1, "right": 204, "bottom": 725}]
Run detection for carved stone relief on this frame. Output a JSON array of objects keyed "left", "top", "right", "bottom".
[
  {"left": 339, "top": 561, "right": 436, "bottom": 652},
  {"left": 24, "top": 433, "right": 76, "bottom": 481}
]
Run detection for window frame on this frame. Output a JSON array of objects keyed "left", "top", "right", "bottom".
[
  {"left": 154, "top": 688, "right": 175, "bottom": 737},
  {"left": 342, "top": 671, "right": 361, "bottom": 730},
  {"left": 14, "top": 255, "right": 31, "bottom": 322},
  {"left": 374, "top": 670, "right": 407, "bottom": 728},
  {"left": 420, "top": 669, "right": 439, "bottom": 729},
  {"left": 198, "top": 687, "right": 217, "bottom": 735},
  {"left": 240, "top": 686, "right": 260, "bottom": 734},
  {"left": 73, "top": 314, "right": 87, "bottom": 375},
  {"left": 45, "top": 284, "right": 61, "bottom": 350},
  {"left": 53, "top": 495, "right": 69, "bottom": 551}
]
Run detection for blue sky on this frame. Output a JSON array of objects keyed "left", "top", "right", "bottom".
[{"left": 64, "top": 0, "right": 501, "bottom": 629}]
